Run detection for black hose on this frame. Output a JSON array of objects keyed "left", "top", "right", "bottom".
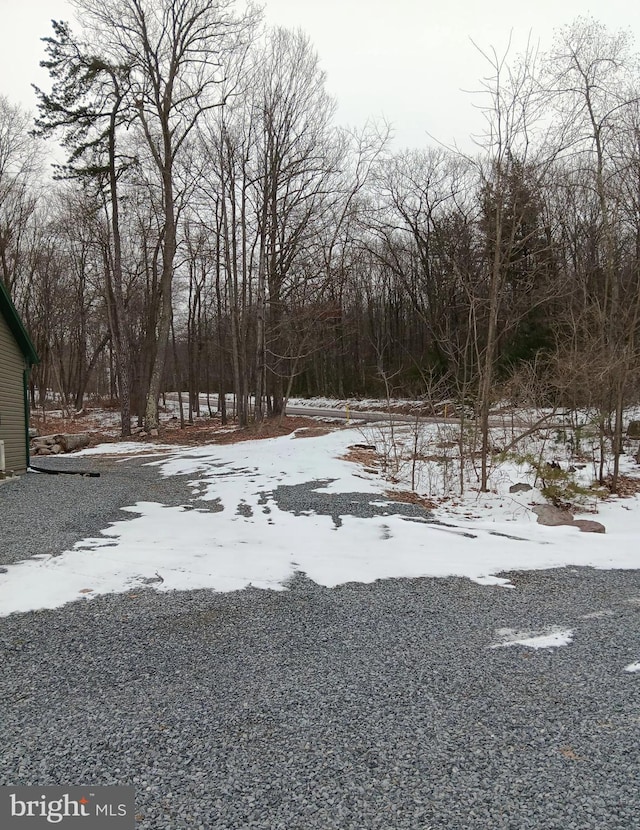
[{"left": 29, "top": 464, "right": 100, "bottom": 478}]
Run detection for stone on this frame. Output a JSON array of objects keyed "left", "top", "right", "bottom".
[
  {"left": 532, "top": 505, "right": 605, "bottom": 533},
  {"left": 36, "top": 447, "right": 51, "bottom": 456},
  {"left": 60, "top": 433, "right": 91, "bottom": 452},
  {"left": 150, "top": 429, "right": 159, "bottom": 438},
  {"left": 531, "top": 504, "right": 574, "bottom": 526},
  {"left": 31, "top": 435, "right": 57, "bottom": 449},
  {"left": 572, "top": 519, "right": 606, "bottom": 533},
  {"left": 51, "top": 444, "right": 63, "bottom": 454},
  {"left": 627, "top": 420, "right": 640, "bottom": 438},
  {"left": 31, "top": 433, "right": 62, "bottom": 447},
  {"left": 509, "top": 483, "right": 532, "bottom": 493}
]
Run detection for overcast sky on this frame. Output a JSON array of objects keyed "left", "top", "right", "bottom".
[{"left": 1, "top": 0, "right": 639, "bottom": 150}]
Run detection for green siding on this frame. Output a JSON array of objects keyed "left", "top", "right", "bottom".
[{"left": 0, "top": 310, "right": 28, "bottom": 474}]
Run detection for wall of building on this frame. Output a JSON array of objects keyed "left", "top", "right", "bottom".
[{"left": 0, "top": 310, "right": 28, "bottom": 475}]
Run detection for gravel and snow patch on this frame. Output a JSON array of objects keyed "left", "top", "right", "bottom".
[
  {"left": 3, "top": 424, "right": 640, "bottom": 616},
  {"left": 490, "top": 626, "right": 575, "bottom": 649}
]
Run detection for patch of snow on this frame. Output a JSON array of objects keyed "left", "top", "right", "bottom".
[
  {"left": 471, "top": 575, "right": 515, "bottom": 588},
  {"left": 74, "top": 442, "right": 180, "bottom": 456},
  {"left": 624, "top": 662, "right": 640, "bottom": 673},
  {"left": 490, "top": 627, "right": 574, "bottom": 649}
]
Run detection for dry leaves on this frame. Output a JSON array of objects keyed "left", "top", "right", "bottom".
[{"left": 384, "top": 490, "right": 439, "bottom": 511}]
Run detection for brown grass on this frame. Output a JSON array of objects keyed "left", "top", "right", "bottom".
[
  {"left": 604, "top": 474, "right": 640, "bottom": 497},
  {"left": 292, "top": 426, "right": 332, "bottom": 438},
  {"left": 340, "top": 445, "right": 380, "bottom": 467},
  {"left": 31, "top": 410, "right": 340, "bottom": 450},
  {"left": 383, "top": 490, "right": 439, "bottom": 510}
]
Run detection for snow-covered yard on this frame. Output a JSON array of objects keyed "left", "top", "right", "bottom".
[{"left": 2, "top": 419, "right": 639, "bottom": 616}]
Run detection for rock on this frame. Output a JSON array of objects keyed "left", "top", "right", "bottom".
[
  {"left": 531, "top": 505, "right": 574, "bottom": 526},
  {"left": 572, "top": 519, "right": 606, "bottom": 533},
  {"left": 28, "top": 427, "right": 39, "bottom": 439},
  {"left": 32, "top": 434, "right": 64, "bottom": 449},
  {"left": 139, "top": 432, "right": 148, "bottom": 438},
  {"left": 131, "top": 426, "right": 144, "bottom": 435},
  {"left": 532, "top": 505, "right": 605, "bottom": 533},
  {"left": 36, "top": 447, "right": 51, "bottom": 456},
  {"left": 31, "top": 436, "right": 55, "bottom": 449},
  {"left": 51, "top": 444, "right": 63, "bottom": 454},
  {"left": 60, "top": 433, "right": 91, "bottom": 452},
  {"left": 627, "top": 420, "right": 640, "bottom": 438},
  {"left": 150, "top": 429, "right": 159, "bottom": 438},
  {"left": 509, "top": 483, "right": 532, "bottom": 493}
]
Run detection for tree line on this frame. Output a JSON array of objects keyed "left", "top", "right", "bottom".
[{"left": 1, "top": 2, "right": 640, "bottom": 491}]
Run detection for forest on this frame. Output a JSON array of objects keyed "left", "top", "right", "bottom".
[{"left": 1, "top": 1, "right": 640, "bottom": 492}]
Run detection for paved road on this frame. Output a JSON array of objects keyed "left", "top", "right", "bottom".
[
  {"left": 165, "top": 393, "right": 565, "bottom": 429},
  {"left": 286, "top": 405, "right": 427, "bottom": 423},
  {"left": 165, "top": 393, "right": 430, "bottom": 424}
]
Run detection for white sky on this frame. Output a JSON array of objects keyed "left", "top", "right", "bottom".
[{"left": 1, "top": 0, "right": 639, "bottom": 150}]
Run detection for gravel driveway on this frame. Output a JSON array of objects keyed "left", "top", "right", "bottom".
[
  {"left": 1, "top": 455, "right": 640, "bottom": 829},
  {"left": 0, "top": 453, "right": 195, "bottom": 567}
]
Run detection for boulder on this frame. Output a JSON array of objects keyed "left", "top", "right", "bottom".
[
  {"left": 60, "top": 433, "right": 91, "bottom": 452},
  {"left": 32, "top": 433, "right": 91, "bottom": 453},
  {"left": 32, "top": 433, "right": 67, "bottom": 449},
  {"left": 531, "top": 505, "right": 574, "bottom": 526},
  {"left": 572, "top": 519, "right": 606, "bottom": 533},
  {"left": 509, "top": 483, "right": 532, "bottom": 493},
  {"left": 531, "top": 505, "right": 606, "bottom": 533},
  {"left": 31, "top": 435, "right": 58, "bottom": 449}
]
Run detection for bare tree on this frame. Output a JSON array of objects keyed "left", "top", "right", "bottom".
[
  {"left": 0, "top": 97, "right": 41, "bottom": 296},
  {"left": 545, "top": 17, "right": 640, "bottom": 490},
  {"left": 465, "top": 37, "right": 558, "bottom": 491},
  {"left": 71, "top": 0, "right": 259, "bottom": 430}
]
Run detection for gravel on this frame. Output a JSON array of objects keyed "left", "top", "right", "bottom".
[
  {"left": 0, "top": 453, "right": 196, "bottom": 567},
  {"left": 1, "top": 456, "right": 640, "bottom": 828},
  {"left": 270, "top": 480, "right": 431, "bottom": 527}
]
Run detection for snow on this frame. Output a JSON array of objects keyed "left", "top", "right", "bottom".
[
  {"left": 2, "top": 422, "right": 640, "bottom": 616},
  {"left": 490, "top": 627, "right": 574, "bottom": 649},
  {"left": 624, "top": 662, "right": 640, "bottom": 673},
  {"left": 70, "top": 442, "right": 180, "bottom": 457}
]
